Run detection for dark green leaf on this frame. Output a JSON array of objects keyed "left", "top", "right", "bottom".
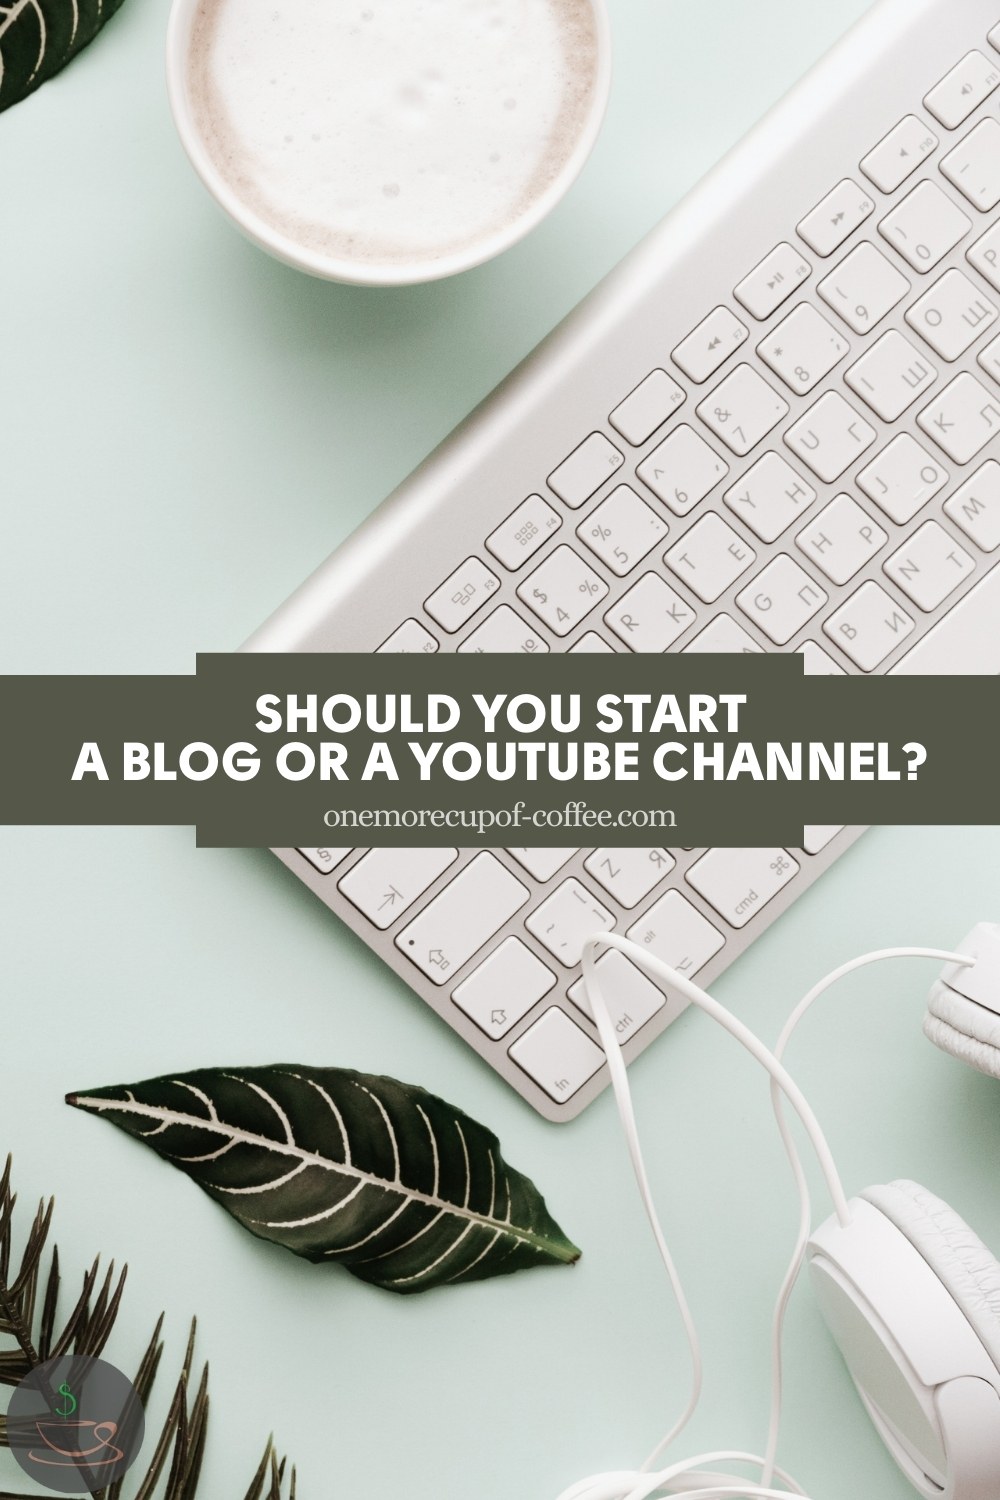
[
  {"left": 0, "top": 0, "right": 129, "bottom": 116},
  {"left": 67, "top": 1065, "right": 581, "bottom": 1294}
]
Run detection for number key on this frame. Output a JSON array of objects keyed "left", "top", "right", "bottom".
[
  {"left": 577, "top": 484, "right": 668, "bottom": 575},
  {"left": 696, "top": 365, "right": 789, "bottom": 456},
  {"left": 517, "top": 545, "right": 608, "bottom": 636},
  {"left": 757, "top": 303, "right": 850, "bottom": 393}
]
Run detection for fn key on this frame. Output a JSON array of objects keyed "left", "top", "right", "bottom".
[{"left": 395, "top": 853, "right": 529, "bottom": 984}]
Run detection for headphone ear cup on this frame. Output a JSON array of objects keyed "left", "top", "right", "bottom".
[{"left": 924, "top": 977, "right": 1000, "bottom": 1081}]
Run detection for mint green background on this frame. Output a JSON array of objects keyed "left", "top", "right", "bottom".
[{"left": 4, "top": 3, "right": 1000, "bottom": 1498}]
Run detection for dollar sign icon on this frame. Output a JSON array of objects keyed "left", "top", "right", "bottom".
[{"left": 55, "top": 1383, "right": 77, "bottom": 1418}]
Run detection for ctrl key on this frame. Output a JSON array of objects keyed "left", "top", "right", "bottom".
[{"left": 508, "top": 1008, "right": 605, "bottom": 1102}]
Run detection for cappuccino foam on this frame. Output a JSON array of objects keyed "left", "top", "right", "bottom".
[{"left": 188, "top": 0, "right": 600, "bottom": 268}]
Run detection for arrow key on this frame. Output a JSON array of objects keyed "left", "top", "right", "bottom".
[
  {"left": 452, "top": 937, "right": 556, "bottom": 1040},
  {"left": 340, "top": 847, "right": 459, "bottom": 929}
]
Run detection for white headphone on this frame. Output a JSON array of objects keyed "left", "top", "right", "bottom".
[{"left": 556, "top": 922, "right": 1000, "bottom": 1500}]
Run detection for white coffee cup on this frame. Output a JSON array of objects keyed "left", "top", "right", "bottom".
[{"left": 166, "top": 0, "right": 612, "bottom": 287}]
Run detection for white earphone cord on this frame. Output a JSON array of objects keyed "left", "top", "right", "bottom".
[{"left": 557, "top": 935, "right": 974, "bottom": 1500}]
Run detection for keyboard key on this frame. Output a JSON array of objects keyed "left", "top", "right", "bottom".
[
  {"left": 860, "top": 115, "right": 938, "bottom": 193},
  {"left": 548, "top": 432, "right": 624, "bottom": 508},
  {"left": 569, "top": 631, "right": 615, "bottom": 653},
  {"left": 696, "top": 365, "right": 788, "bottom": 456},
  {"left": 944, "top": 461, "right": 1000, "bottom": 551},
  {"left": 917, "top": 372, "right": 1000, "bottom": 462},
  {"left": 525, "top": 879, "right": 616, "bottom": 967},
  {"left": 758, "top": 303, "right": 850, "bottom": 393},
  {"left": 924, "top": 50, "right": 1000, "bottom": 129},
  {"left": 339, "top": 847, "right": 459, "bottom": 929},
  {"left": 796, "top": 495, "right": 887, "bottom": 585},
  {"left": 845, "top": 330, "right": 937, "bottom": 421},
  {"left": 672, "top": 306, "right": 749, "bottom": 384},
  {"left": 798, "top": 178, "right": 875, "bottom": 257},
  {"left": 723, "top": 451, "right": 816, "bottom": 542},
  {"left": 578, "top": 484, "right": 668, "bottom": 575},
  {"left": 882, "top": 520, "right": 976, "bottom": 611},
  {"left": 458, "top": 605, "right": 549, "bottom": 654},
  {"left": 518, "top": 544, "right": 608, "bottom": 636},
  {"left": 486, "top": 494, "right": 561, "bottom": 570},
  {"left": 298, "top": 847, "right": 353, "bottom": 875},
  {"left": 941, "top": 119, "right": 1000, "bottom": 211},
  {"left": 802, "top": 826, "right": 844, "bottom": 854},
  {"left": 823, "top": 580, "right": 915, "bottom": 670},
  {"left": 879, "top": 182, "right": 971, "bottom": 271},
  {"left": 735, "top": 242, "right": 812, "bottom": 320},
  {"left": 610, "top": 369, "right": 686, "bottom": 444},
  {"left": 785, "top": 392, "right": 877, "bottom": 482},
  {"left": 818, "top": 242, "right": 910, "bottom": 334},
  {"left": 683, "top": 613, "right": 763, "bottom": 653},
  {"left": 990, "top": 22, "right": 1000, "bottom": 53},
  {"left": 626, "top": 888, "right": 725, "bottom": 974},
  {"left": 736, "top": 554, "right": 827, "bottom": 644},
  {"left": 857, "top": 435, "right": 948, "bottom": 524},
  {"left": 377, "top": 619, "right": 438, "bottom": 653},
  {"left": 798, "top": 640, "right": 846, "bottom": 675},
  {"left": 637, "top": 424, "right": 729, "bottom": 514},
  {"left": 967, "top": 222, "right": 1000, "bottom": 289},
  {"left": 452, "top": 938, "right": 556, "bottom": 1040},
  {"left": 906, "top": 269, "right": 998, "bottom": 360},
  {"left": 396, "top": 853, "right": 529, "bottom": 984},
  {"left": 665, "top": 513, "right": 755, "bottom": 603},
  {"left": 604, "top": 572, "right": 697, "bottom": 651},
  {"left": 686, "top": 848, "right": 800, "bottom": 930},
  {"left": 888, "top": 563, "right": 1000, "bottom": 673},
  {"left": 508, "top": 1008, "right": 605, "bottom": 1103},
  {"left": 978, "top": 331, "right": 1000, "bottom": 384},
  {"left": 583, "top": 848, "right": 675, "bottom": 909},
  {"left": 507, "top": 848, "right": 579, "bottom": 881},
  {"left": 568, "top": 951, "right": 668, "bottom": 1040},
  {"left": 425, "top": 557, "right": 500, "bottom": 632}
]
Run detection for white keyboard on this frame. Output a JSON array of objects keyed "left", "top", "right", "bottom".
[{"left": 246, "top": 0, "right": 1000, "bottom": 1121}]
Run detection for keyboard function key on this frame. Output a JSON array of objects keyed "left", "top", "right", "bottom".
[
  {"left": 626, "top": 888, "right": 725, "bottom": 974},
  {"left": 610, "top": 369, "right": 686, "bottom": 444},
  {"left": 941, "top": 119, "right": 1000, "bottom": 211},
  {"left": 578, "top": 484, "right": 668, "bottom": 575},
  {"left": 856, "top": 434, "right": 948, "bottom": 523},
  {"left": 517, "top": 544, "right": 609, "bottom": 636},
  {"left": 424, "top": 557, "right": 500, "bottom": 633},
  {"left": 734, "top": 242, "right": 812, "bottom": 320},
  {"left": 396, "top": 853, "right": 529, "bottom": 984},
  {"left": 860, "top": 115, "right": 938, "bottom": 193},
  {"left": 683, "top": 613, "right": 763, "bottom": 653},
  {"left": 664, "top": 513, "right": 755, "bottom": 603},
  {"left": 906, "top": 268, "right": 998, "bottom": 360},
  {"left": 583, "top": 848, "right": 676, "bottom": 909},
  {"left": 507, "top": 848, "right": 579, "bottom": 882},
  {"left": 672, "top": 306, "right": 749, "bottom": 384},
  {"left": 758, "top": 302, "right": 850, "bottom": 393},
  {"left": 798, "top": 178, "right": 875, "bottom": 257},
  {"left": 817, "top": 242, "right": 910, "bottom": 334},
  {"left": 696, "top": 365, "right": 788, "bottom": 456},
  {"left": 568, "top": 950, "right": 668, "bottom": 1041},
  {"left": 723, "top": 451, "right": 816, "bottom": 542},
  {"left": 486, "top": 494, "right": 561, "bottom": 570},
  {"left": 882, "top": 520, "right": 976, "bottom": 611},
  {"left": 298, "top": 847, "right": 353, "bottom": 875},
  {"left": 944, "top": 460, "right": 1000, "bottom": 550},
  {"left": 844, "top": 330, "right": 937, "bottom": 421},
  {"left": 452, "top": 938, "right": 556, "bottom": 1040},
  {"left": 798, "top": 640, "right": 846, "bottom": 675},
  {"left": 508, "top": 1007, "right": 605, "bottom": 1102},
  {"left": 796, "top": 495, "right": 888, "bottom": 585},
  {"left": 548, "top": 432, "right": 624, "bottom": 508},
  {"left": 917, "top": 371, "right": 1000, "bottom": 462},
  {"left": 338, "top": 847, "right": 459, "bottom": 929},
  {"left": 686, "top": 848, "right": 800, "bottom": 930},
  {"left": 525, "top": 878, "right": 616, "bottom": 967},
  {"left": 879, "top": 181, "right": 971, "bottom": 271},
  {"left": 785, "top": 391, "right": 877, "bottom": 483},
  {"left": 604, "top": 572, "right": 698, "bottom": 652},
  {"left": 637, "top": 424, "right": 729, "bottom": 515},
  {"left": 457, "top": 605, "right": 549, "bottom": 654},
  {"left": 735, "top": 553, "right": 827, "bottom": 645},
  {"left": 377, "top": 619, "right": 439, "bottom": 653},
  {"left": 822, "top": 580, "right": 915, "bottom": 670},
  {"left": 967, "top": 222, "right": 1000, "bottom": 289},
  {"left": 990, "top": 22, "right": 1000, "bottom": 53},
  {"left": 569, "top": 631, "right": 616, "bottom": 653},
  {"left": 924, "top": 49, "right": 1000, "bottom": 129}
]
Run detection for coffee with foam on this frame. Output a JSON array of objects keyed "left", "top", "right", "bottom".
[{"left": 187, "top": 0, "right": 601, "bottom": 272}]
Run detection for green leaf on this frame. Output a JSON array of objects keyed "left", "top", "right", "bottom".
[
  {"left": 67, "top": 1066, "right": 580, "bottom": 1294},
  {"left": 0, "top": 0, "right": 129, "bottom": 116}
]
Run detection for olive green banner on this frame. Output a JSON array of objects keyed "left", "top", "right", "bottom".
[{"left": 0, "top": 654, "right": 994, "bottom": 847}]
